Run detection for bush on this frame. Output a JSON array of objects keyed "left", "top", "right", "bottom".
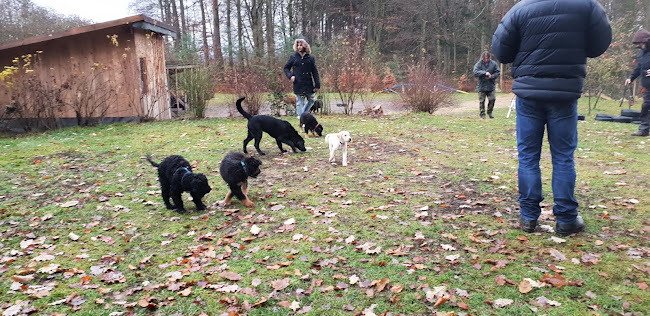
[
  {"left": 401, "top": 64, "right": 453, "bottom": 114},
  {"left": 176, "top": 66, "right": 214, "bottom": 118},
  {"left": 222, "top": 65, "right": 269, "bottom": 115}
]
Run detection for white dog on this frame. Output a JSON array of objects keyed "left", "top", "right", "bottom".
[{"left": 325, "top": 131, "right": 352, "bottom": 166}]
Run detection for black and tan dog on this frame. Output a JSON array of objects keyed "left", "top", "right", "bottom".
[
  {"left": 237, "top": 97, "right": 306, "bottom": 155},
  {"left": 219, "top": 152, "right": 262, "bottom": 208},
  {"left": 146, "top": 155, "right": 212, "bottom": 213},
  {"left": 299, "top": 110, "right": 323, "bottom": 137}
]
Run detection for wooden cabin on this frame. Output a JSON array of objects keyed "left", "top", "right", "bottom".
[{"left": 0, "top": 15, "right": 176, "bottom": 131}]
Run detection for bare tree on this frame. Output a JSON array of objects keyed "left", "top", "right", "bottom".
[
  {"left": 199, "top": 0, "right": 210, "bottom": 62},
  {"left": 212, "top": 0, "right": 224, "bottom": 69}
]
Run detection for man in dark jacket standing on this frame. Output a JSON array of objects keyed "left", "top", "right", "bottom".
[
  {"left": 473, "top": 51, "right": 500, "bottom": 119},
  {"left": 284, "top": 37, "right": 320, "bottom": 118},
  {"left": 491, "top": 0, "right": 611, "bottom": 237},
  {"left": 625, "top": 29, "right": 650, "bottom": 137}
]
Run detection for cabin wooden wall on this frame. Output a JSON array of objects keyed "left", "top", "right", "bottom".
[{"left": 0, "top": 24, "right": 171, "bottom": 121}]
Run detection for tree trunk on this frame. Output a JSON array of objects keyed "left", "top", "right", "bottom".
[
  {"left": 213, "top": 0, "right": 225, "bottom": 69},
  {"left": 199, "top": 0, "right": 210, "bottom": 63},
  {"left": 288, "top": 0, "right": 295, "bottom": 37},
  {"left": 265, "top": 0, "right": 276, "bottom": 61},
  {"left": 171, "top": 0, "right": 180, "bottom": 34},
  {"left": 158, "top": 0, "right": 164, "bottom": 22},
  {"left": 236, "top": 0, "right": 245, "bottom": 65},
  {"left": 226, "top": 0, "right": 234, "bottom": 69},
  {"left": 245, "top": 0, "right": 264, "bottom": 58},
  {"left": 179, "top": 0, "right": 187, "bottom": 38}
]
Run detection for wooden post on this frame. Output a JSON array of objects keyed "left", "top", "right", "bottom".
[{"left": 499, "top": 63, "right": 504, "bottom": 93}]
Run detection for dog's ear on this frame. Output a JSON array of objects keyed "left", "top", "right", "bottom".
[{"left": 337, "top": 132, "right": 346, "bottom": 143}]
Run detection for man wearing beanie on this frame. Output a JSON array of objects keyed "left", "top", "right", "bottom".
[{"left": 625, "top": 29, "right": 650, "bottom": 137}]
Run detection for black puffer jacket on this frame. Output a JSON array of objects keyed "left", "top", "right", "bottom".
[
  {"left": 491, "top": 0, "right": 611, "bottom": 101},
  {"left": 283, "top": 52, "right": 321, "bottom": 95},
  {"left": 473, "top": 59, "right": 500, "bottom": 92},
  {"left": 629, "top": 49, "right": 650, "bottom": 89}
]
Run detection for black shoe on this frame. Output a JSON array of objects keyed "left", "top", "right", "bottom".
[
  {"left": 520, "top": 217, "right": 537, "bottom": 233},
  {"left": 631, "top": 131, "right": 649, "bottom": 136},
  {"left": 480, "top": 114, "right": 486, "bottom": 119},
  {"left": 488, "top": 113, "right": 494, "bottom": 119},
  {"left": 556, "top": 216, "right": 585, "bottom": 237}
]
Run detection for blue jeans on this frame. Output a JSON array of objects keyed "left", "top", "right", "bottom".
[
  {"left": 296, "top": 93, "right": 315, "bottom": 117},
  {"left": 516, "top": 98, "right": 579, "bottom": 225}
]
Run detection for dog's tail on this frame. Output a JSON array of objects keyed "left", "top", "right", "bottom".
[
  {"left": 145, "top": 155, "right": 160, "bottom": 168},
  {"left": 235, "top": 97, "right": 252, "bottom": 119}
]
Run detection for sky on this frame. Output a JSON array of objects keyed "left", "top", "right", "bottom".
[{"left": 32, "top": 0, "right": 134, "bottom": 23}]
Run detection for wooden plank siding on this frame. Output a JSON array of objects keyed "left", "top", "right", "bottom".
[{"left": 0, "top": 15, "right": 175, "bottom": 129}]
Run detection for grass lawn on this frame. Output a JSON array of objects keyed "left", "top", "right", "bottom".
[{"left": 0, "top": 96, "right": 648, "bottom": 315}]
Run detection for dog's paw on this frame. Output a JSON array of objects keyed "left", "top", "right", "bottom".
[
  {"left": 175, "top": 208, "right": 187, "bottom": 214},
  {"left": 165, "top": 205, "right": 175, "bottom": 210},
  {"left": 222, "top": 200, "right": 232, "bottom": 206},
  {"left": 244, "top": 200, "right": 255, "bottom": 208}
]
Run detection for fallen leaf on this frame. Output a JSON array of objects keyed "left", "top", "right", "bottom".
[
  {"left": 549, "top": 248, "right": 567, "bottom": 261},
  {"left": 540, "top": 273, "right": 567, "bottom": 288},
  {"left": 33, "top": 253, "right": 55, "bottom": 261},
  {"left": 519, "top": 279, "right": 533, "bottom": 294},
  {"left": 390, "top": 284, "right": 403, "bottom": 293},
  {"left": 250, "top": 225, "right": 261, "bottom": 235},
  {"left": 375, "top": 278, "right": 390, "bottom": 292},
  {"left": 493, "top": 298, "right": 513, "bottom": 308},
  {"left": 271, "top": 278, "right": 290, "bottom": 291},
  {"left": 60, "top": 200, "right": 79, "bottom": 208},
  {"left": 178, "top": 287, "right": 192, "bottom": 296},
  {"left": 219, "top": 271, "right": 242, "bottom": 281}
]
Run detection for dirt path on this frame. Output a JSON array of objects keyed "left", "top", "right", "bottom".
[{"left": 203, "top": 93, "right": 517, "bottom": 118}]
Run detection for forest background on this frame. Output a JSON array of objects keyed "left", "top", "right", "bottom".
[{"left": 1, "top": 0, "right": 650, "bottom": 105}]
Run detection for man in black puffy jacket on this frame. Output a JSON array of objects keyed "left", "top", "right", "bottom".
[
  {"left": 491, "top": 0, "right": 611, "bottom": 237},
  {"left": 625, "top": 29, "right": 650, "bottom": 137},
  {"left": 473, "top": 51, "right": 500, "bottom": 119}
]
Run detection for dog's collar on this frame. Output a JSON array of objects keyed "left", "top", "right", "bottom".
[
  {"left": 180, "top": 167, "right": 192, "bottom": 181},
  {"left": 241, "top": 161, "right": 248, "bottom": 174},
  {"left": 315, "top": 123, "right": 319, "bottom": 129}
]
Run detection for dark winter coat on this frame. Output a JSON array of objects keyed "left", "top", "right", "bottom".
[
  {"left": 284, "top": 52, "right": 321, "bottom": 96},
  {"left": 491, "top": 0, "right": 611, "bottom": 102},
  {"left": 473, "top": 59, "right": 500, "bottom": 92},
  {"left": 629, "top": 49, "right": 650, "bottom": 89}
]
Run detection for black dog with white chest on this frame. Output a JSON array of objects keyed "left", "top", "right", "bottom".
[
  {"left": 299, "top": 111, "right": 323, "bottom": 137},
  {"left": 146, "top": 155, "right": 211, "bottom": 213},
  {"left": 237, "top": 97, "right": 306, "bottom": 155},
  {"left": 219, "top": 152, "right": 262, "bottom": 208}
]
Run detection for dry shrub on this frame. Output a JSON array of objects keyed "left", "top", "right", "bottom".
[
  {"left": 401, "top": 64, "right": 453, "bottom": 114},
  {"left": 223, "top": 65, "right": 268, "bottom": 115},
  {"left": 0, "top": 52, "right": 64, "bottom": 131},
  {"left": 321, "top": 36, "right": 369, "bottom": 114},
  {"left": 457, "top": 74, "right": 476, "bottom": 93},
  {"left": 62, "top": 65, "right": 117, "bottom": 126}
]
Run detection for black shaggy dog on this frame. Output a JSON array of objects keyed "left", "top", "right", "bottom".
[
  {"left": 236, "top": 97, "right": 306, "bottom": 155},
  {"left": 219, "top": 152, "right": 262, "bottom": 208},
  {"left": 299, "top": 111, "right": 323, "bottom": 137},
  {"left": 146, "top": 155, "right": 212, "bottom": 213}
]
